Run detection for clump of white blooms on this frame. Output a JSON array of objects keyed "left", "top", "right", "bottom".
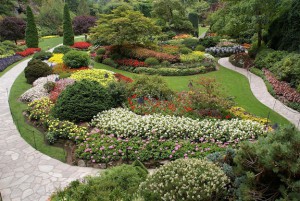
[
  {"left": 91, "top": 108, "right": 266, "bottom": 142},
  {"left": 20, "top": 74, "right": 58, "bottom": 102},
  {"left": 139, "top": 158, "right": 229, "bottom": 201}
]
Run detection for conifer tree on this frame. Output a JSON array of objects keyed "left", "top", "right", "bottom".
[
  {"left": 63, "top": 4, "right": 74, "bottom": 46},
  {"left": 25, "top": 6, "right": 39, "bottom": 48}
]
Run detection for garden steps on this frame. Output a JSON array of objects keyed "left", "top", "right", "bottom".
[{"left": 218, "top": 57, "right": 300, "bottom": 129}]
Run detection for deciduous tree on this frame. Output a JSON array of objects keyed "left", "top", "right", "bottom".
[{"left": 0, "top": 17, "right": 26, "bottom": 44}]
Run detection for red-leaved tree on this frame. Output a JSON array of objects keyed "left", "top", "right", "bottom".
[
  {"left": 0, "top": 17, "right": 26, "bottom": 44},
  {"left": 72, "top": 15, "right": 97, "bottom": 35}
]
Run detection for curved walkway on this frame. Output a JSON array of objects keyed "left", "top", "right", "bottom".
[
  {"left": 219, "top": 57, "right": 300, "bottom": 129},
  {"left": 0, "top": 50, "right": 99, "bottom": 200}
]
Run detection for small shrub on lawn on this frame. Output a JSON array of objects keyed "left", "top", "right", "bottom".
[
  {"left": 53, "top": 45, "right": 72, "bottom": 54},
  {"left": 24, "top": 59, "right": 52, "bottom": 84},
  {"left": 52, "top": 79, "right": 116, "bottom": 122},
  {"left": 96, "top": 47, "right": 106, "bottom": 55},
  {"left": 144, "top": 57, "right": 159, "bottom": 66},
  {"left": 32, "top": 51, "right": 53, "bottom": 60},
  {"left": 63, "top": 50, "right": 90, "bottom": 68},
  {"left": 94, "top": 55, "right": 103, "bottom": 63},
  {"left": 139, "top": 158, "right": 229, "bottom": 201}
]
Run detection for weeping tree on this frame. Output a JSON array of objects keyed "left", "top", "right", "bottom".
[
  {"left": 63, "top": 4, "right": 74, "bottom": 46},
  {"left": 25, "top": 6, "right": 39, "bottom": 48}
]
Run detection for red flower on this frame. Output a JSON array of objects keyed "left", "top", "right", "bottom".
[
  {"left": 16, "top": 48, "right": 41, "bottom": 57},
  {"left": 115, "top": 59, "right": 147, "bottom": 67},
  {"left": 71, "top": 42, "right": 92, "bottom": 49}
]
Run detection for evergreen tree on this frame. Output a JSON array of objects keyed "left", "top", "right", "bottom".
[
  {"left": 63, "top": 4, "right": 74, "bottom": 46},
  {"left": 25, "top": 6, "right": 39, "bottom": 48}
]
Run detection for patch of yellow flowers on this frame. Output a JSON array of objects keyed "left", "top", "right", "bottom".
[
  {"left": 229, "top": 107, "right": 269, "bottom": 125},
  {"left": 41, "top": 35, "right": 59, "bottom": 39},
  {"left": 70, "top": 69, "right": 115, "bottom": 86},
  {"left": 180, "top": 51, "right": 205, "bottom": 63},
  {"left": 49, "top": 53, "right": 64, "bottom": 64},
  {"left": 27, "top": 97, "right": 54, "bottom": 125}
]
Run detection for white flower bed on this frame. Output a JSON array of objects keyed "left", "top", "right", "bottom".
[
  {"left": 32, "top": 74, "right": 59, "bottom": 87},
  {"left": 91, "top": 108, "right": 266, "bottom": 142}
]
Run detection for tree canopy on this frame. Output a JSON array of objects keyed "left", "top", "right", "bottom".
[{"left": 0, "top": 17, "right": 26, "bottom": 43}]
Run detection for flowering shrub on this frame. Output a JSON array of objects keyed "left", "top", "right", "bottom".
[
  {"left": 229, "top": 107, "right": 268, "bottom": 125},
  {"left": 32, "top": 74, "right": 59, "bottom": 87},
  {"left": 49, "top": 78, "right": 75, "bottom": 102},
  {"left": 0, "top": 55, "right": 23, "bottom": 72},
  {"left": 130, "top": 47, "right": 179, "bottom": 63},
  {"left": 115, "top": 59, "right": 146, "bottom": 67},
  {"left": 70, "top": 69, "right": 115, "bottom": 86},
  {"left": 26, "top": 97, "right": 54, "bottom": 125},
  {"left": 91, "top": 108, "right": 266, "bottom": 142},
  {"left": 114, "top": 73, "right": 133, "bottom": 83},
  {"left": 71, "top": 42, "right": 92, "bottom": 50},
  {"left": 52, "top": 64, "right": 89, "bottom": 75},
  {"left": 229, "top": 53, "right": 253, "bottom": 68},
  {"left": 180, "top": 51, "right": 205, "bottom": 63},
  {"left": 205, "top": 46, "right": 245, "bottom": 57},
  {"left": 139, "top": 158, "right": 229, "bottom": 201},
  {"left": 172, "top": 34, "right": 192, "bottom": 39},
  {"left": 75, "top": 133, "right": 225, "bottom": 163},
  {"left": 16, "top": 48, "right": 41, "bottom": 57},
  {"left": 160, "top": 45, "right": 179, "bottom": 55},
  {"left": 264, "top": 69, "right": 300, "bottom": 103},
  {"left": 48, "top": 53, "right": 64, "bottom": 64}
]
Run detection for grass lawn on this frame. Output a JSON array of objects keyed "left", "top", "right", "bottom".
[
  {"left": 9, "top": 72, "right": 66, "bottom": 162},
  {"left": 95, "top": 62, "right": 290, "bottom": 126},
  {"left": 199, "top": 26, "right": 209, "bottom": 36}
]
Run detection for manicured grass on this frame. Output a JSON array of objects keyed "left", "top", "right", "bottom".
[
  {"left": 9, "top": 72, "right": 66, "bottom": 162},
  {"left": 199, "top": 26, "right": 209, "bottom": 36},
  {"left": 94, "top": 63, "right": 290, "bottom": 126}
]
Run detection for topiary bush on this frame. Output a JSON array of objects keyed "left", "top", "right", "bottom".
[
  {"left": 32, "top": 50, "right": 53, "bottom": 60},
  {"left": 144, "top": 57, "right": 159, "bottom": 66},
  {"left": 139, "top": 158, "right": 229, "bottom": 201},
  {"left": 51, "top": 163, "right": 148, "bottom": 201},
  {"left": 24, "top": 59, "right": 53, "bottom": 84},
  {"left": 63, "top": 50, "right": 90, "bottom": 68},
  {"left": 53, "top": 45, "right": 72, "bottom": 54},
  {"left": 52, "top": 79, "right": 116, "bottom": 122}
]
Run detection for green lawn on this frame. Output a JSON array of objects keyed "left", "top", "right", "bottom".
[
  {"left": 95, "top": 63, "right": 290, "bottom": 125},
  {"left": 9, "top": 72, "right": 66, "bottom": 161},
  {"left": 199, "top": 26, "right": 209, "bottom": 36}
]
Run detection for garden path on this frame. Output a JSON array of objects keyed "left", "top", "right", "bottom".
[
  {"left": 0, "top": 46, "right": 99, "bottom": 201},
  {"left": 219, "top": 57, "right": 300, "bottom": 129}
]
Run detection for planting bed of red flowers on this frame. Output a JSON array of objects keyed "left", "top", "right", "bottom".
[
  {"left": 71, "top": 41, "right": 92, "bottom": 49},
  {"left": 115, "top": 59, "right": 146, "bottom": 67},
  {"left": 130, "top": 47, "right": 179, "bottom": 63},
  {"left": 16, "top": 48, "right": 41, "bottom": 57}
]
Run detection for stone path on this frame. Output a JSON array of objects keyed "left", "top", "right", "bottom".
[
  {"left": 0, "top": 48, "right": 99, "bottom": 201},
  {"left": 218, "top": 57, "right": 300, "bottom": 129}
]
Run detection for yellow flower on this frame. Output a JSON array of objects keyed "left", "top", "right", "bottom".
[
  {"left": 70, "top": 69, "right": 116, "bottom": 86},
  {"left": 49, "top": 54, "right": 64, "bottom": 64}
]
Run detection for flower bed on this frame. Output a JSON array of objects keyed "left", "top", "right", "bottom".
[
  {"left": 172, "top": 34, "right": 192, "bottom": 39},
  {"left": 52, "top": 64, "right": 89, "bottom": 75},
  {"left": 71, "top": 42, "right": 92, "bottom": 50},
  {"left": 133, "top": 66, "right": 208, "bottom": 76},
  {"left": 180, "top": 51, "right": 205, "bottom": 63},
  {"left": 16, "top": 48, "right": 41, "bottom": 57},
  {"left": 48, "top": 53, "right": 64, "bottom": 64},
  {"left": 91, "top": 108, "right": 266, "bottom": 142},
  {"left": 0, "top": 55, "right": 23, "bottom": 72},
  {"left": 130, "top": 47, "right": 179, "bottom": 63},
  {"left": 41, "top": 35, "right": 59, "bottom": 39},
  {"left": 229, "top": 107, "right": 268, "bottom": 125},
  {"left": 49, "top": 78, "right": 75, "bottom": 102},
  {"left": 115, "top": 59, "right": 146, "bottom": 67},
  {"left": 205, "top": 46, "right": 245, "bottom": 57},
  {"left": 70, "top": 69, "right": 115, "bottom": 86}
]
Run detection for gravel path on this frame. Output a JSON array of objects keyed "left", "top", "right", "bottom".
[
  {"left": 218, "top": 57, "right": 300, "bottom": 129},
  {"left": 0, "top": 47, "right": 99, "bottom": 201}
]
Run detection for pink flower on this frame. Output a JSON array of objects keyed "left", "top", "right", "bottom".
[
  {"left": 92, "top": 160, "right": 95, "bottom": 163},
  {"left": 169, "top": 155, "right": 173, "bottom": 158},
  {"left": 100, "top": 146, "right": 105, "bottom": 150}
]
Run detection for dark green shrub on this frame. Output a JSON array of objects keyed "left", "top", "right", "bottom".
[
  {"left": 53, "top": 45, "right": 72, "bottom": 54},
  {"left": 234, "top": 126, "right": 300, "bottom": 200},
  {"left": 103, "top": 58, "right": 117, "bottom": 67},
  {"left": 24, "top": 59, "right": 52, "bottom": 84},
  {"left": 144, "top": 57, "right": 159, "bottom": 66},
  {"left": 254, "top": 49, "right": 287, "bottom": 69},
  {"left": 127, "top": 75, "right": 174, "bottom": 100},
  {"left": 25, "top": 6, "right": 39, "bottom": 48},
  {"left": 95, "top": 55, "right": 103, "bottom": 63},
  {"left": 199, "top": 37, "right": 220, "bottom": 48},
  {"left": 179, "top": 47, "right": 192, "bottom": 54},
  {"left": 50, "top": 164, "right": 148, "bottom": 201},
  {"left": 195, "top": 44, "right": 205, "bottom": 51},
  {"left": 52, "top": 80, "right": 115, "bottom": 122},
  {"left": 33, "top": 51, "right": 53, "bottom": 60},
  {"left": 43, "top": 81, "right": 55, "bottom": 93},
  {"left": 110, "top": 53, "right": 122, "bottom": 60},
  {"left": 63, "top": 50, "right": 90, "bottom": 68},
  {"left": 63, "top": 4, "right": 74, "bottom": 46},
  {"left": 182, "top": 38, "right": 199, "bottom": 49},
  {"left": 96, "top": 48, "right": 106, "bottom": 55},
  {"left": 161, "top": 60, "right": 171, "bottom": 67},
  {"left": 107, "top": 81, "right": 127, "bottom": 107}
]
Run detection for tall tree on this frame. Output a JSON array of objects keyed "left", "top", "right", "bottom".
[
  {"left": 0, "top": 17, "right": 26, "bottom": 44},
  {"left": 73, "top": 15, "right": 97, "bottom": 35},
  {"left": 25, "top": 6, "right": 39, "bottom": 48},
  {"left": 63, "top": 4, "right": 74, "bottom": 46},
  {"left": 77, "top": 0, "right": 90, "bottom": 16}
]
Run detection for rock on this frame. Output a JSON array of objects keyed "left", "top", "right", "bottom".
[{"left": 77, "top": 160, "right": 86, "bottom": 167}]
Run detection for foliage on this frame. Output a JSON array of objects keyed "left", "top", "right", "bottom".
[
  {"left": 63, "top": 4, "right": 74, "bottom": 46},
  {"left": 127, "top": 75, "right": 174, "bottom": 100},
  {"left": 16, "top": 48, "right": 41, "bottom": 57},
  {"left": 0, "top": 17, "right": 26, "bottom": 43},
  {"left": 49, "top": 54, "right": 64, "bottom": 64},
  {"left": 0, "top": 55, "right": 23, "bottom": 72},
  {"left": 254, "top": 49, "right": 287, "bottom": 69},
  {"left": 205, "top": 46, "right": 246, "bottom": 57},
  {"left": 26, "top": 97, "right": 54, "bottom": 124},
  {"left": 32, "top": 51, "right": 53, "bottom": 60},
  {"left": 91, "top": 108, "right": 266, "bottom": 142},
  {"left": 52, "top": 79, "right": 116, "bottom": 122},
  {"left": 90, "top": 5, "right": 161, "bottom": 46},
  {"left": 0, "top": 40, "right": 24, "bottom": 58},
  {"left": 96, "top": 48, "right": 106, "bottom": 55},
  {"left": 51, "top": 164, "right": 147, "bottom": 201},
  {"left": 179, "top": 47, "right": 192, "bottom": 54},
  {"left": 130, "top": 47, "right": 179, "bottom": 63},
  {"left": 63, "top": 50, "right": 90, "bottom": 68},
  {"left": 198, "top": 36, "right": 220, "bottom": 48},
  {"left": 144, "top": 57, "right": 159, "bottom": 66},
  {"left": 131, "top": 66, "right": 210, "bottom": 76},
  {"left": 72, "top": 15, "right": 97, "bottom": 35},
  {"left": 25, "top": 6, "right": 39, "bottom": 48},
  {"left": 182, "top": 38, "right": 199, "bottom": 49},
  {"left": 53, "top": 45, "right": 72, "bottom": 54},
  {"left": 71, "top": 41, "right": 92, "bottom": 50},
  {"left": 102, "top": 58, "right": 117, "bottom": 67},
  {"left": 195, "top": 44, "right": 205, "bottom": 51},
  {"left": 115, "top": 59, "right": 146, "bottom": 67},
  {"left": 229, "top": 53, "right": 253, "bottom": 68},
  {"left": 180, "top": 51, "right": 205, "bottom": 63},
  {"left": 106, "top": 81, "right": 128, "bottom": 107},
  {"left": 70, "top": 69, "right": 115, "bottom": 86},
  {"left": 139, "top": 158, "right": 229, "bottom": 201},
  {"left": 24, "top": 59, "right": 52, "bottom": 84},
  {"left": 234, "top": 126, "right": 300, "bottom": 200},
  {"left": 49, "top": 78, "right": 75, "bottom": 102}
]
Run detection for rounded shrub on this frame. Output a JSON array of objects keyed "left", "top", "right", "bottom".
[
  {"left": 161, "top": 60, "right": 171, "bottom": 67},
  {"left": 52, "top": 79, "right": 115, "bottom": 122},
  {"left": 63, "top": 50, "right": 90, "bottom": 68},
  {"left": 24, "top": 59, "right": 52, "bottom": 84},
  {"left": 139, "top": 158, "right": 229, "bottom": 201},
  {"left": 182, "top": 38, "right": 199, "bottom": 49},
  {"left": 179, "top": 47, "right": 192, "bottom": 54},
  {"left": 144, "top": 57, "right": 160, "bottom": 66},
  {"left": 96, "top": 48, "right": 106, "bottom": 55},
  {"left": 95, "top": 55, "right": 103, "bottom": 63},
  {"left": 195, "top": 44, "right": 205, "bottom": 51},
  {"left": 53, "top": 45, "right": 72, "bottom": 54},
  {"left": 103, "top": 58, "right": 117, "bottom": 67},
  {"left": 32, "top": 50, "right": 53, "bottom": 60}
]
